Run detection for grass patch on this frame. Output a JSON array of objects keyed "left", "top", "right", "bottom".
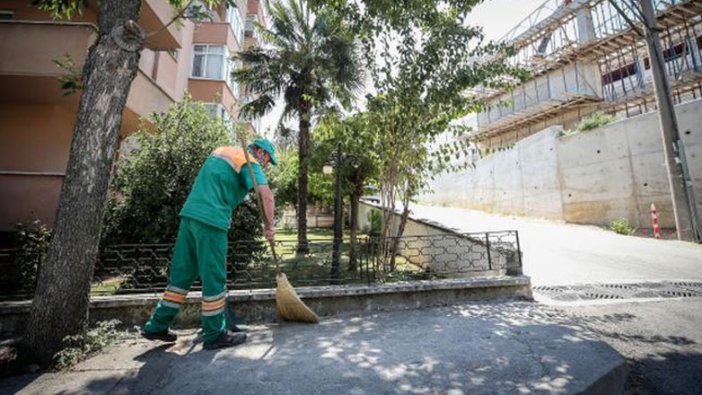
[
  {"left": 52, "top": 320, "right": 127, "bottom": 370},
  {"left": 90, "top": 276, "right": 124, "bottom": 296},
  {"left": 610, "top": 218, "right": 635, "bottom": 235}
]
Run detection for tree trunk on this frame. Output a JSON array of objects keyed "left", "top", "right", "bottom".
[
  {"left": 348, "top": 175, "right": 363, "bottom": 271},
  {"left": 296, "top": 104, "right": 311, "bottom": 253},
  {"left": 390, "top": 190, "right": 411, "bottom": 271},
  {"left": 24, "top": 0, "right": 144, "bottom": 366}
]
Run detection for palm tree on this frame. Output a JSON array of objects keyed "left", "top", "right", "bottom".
[{"left": 233, "top": 0, "right": 362, "bottom": 253}]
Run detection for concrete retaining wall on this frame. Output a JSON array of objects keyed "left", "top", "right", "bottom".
[
  {"left": 428, "top": 99, "right": 702, "bottom": 228},
  {"left": 357, "top": 201, "right": 522, "bottom": 276},
  {"left": 0, "top": 276, "right": 531, "bottom": 335}
]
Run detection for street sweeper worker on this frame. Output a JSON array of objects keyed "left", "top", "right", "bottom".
[{"left": 141, "top": 138, "right": 277, "bottom": 350}]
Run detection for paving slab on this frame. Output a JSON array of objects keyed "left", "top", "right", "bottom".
[{"left": 1, "top": 301, "right": 626, "bottom": 395}]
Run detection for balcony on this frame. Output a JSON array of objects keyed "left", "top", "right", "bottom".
[
  {"left": 140, "top": 0, "right": 183, "bottom": 49},
  {"left": 0, "top": 21, "right": 95, "bottom": 78},
  {"left": 0, "top": 20, "right": 174, "bottom": 134},
  {"left": 188, "top": 79, "right": 239, "bottom": 117},
  {"left": 193, "top": 22, "right": 241, "bottom": 52}
]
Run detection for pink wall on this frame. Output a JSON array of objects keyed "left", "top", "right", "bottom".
[
  {"left": 0, "top": 103, "right": 74, "bottom": 230},
  {"left": 0, "top": 104, "right": 74, "bottom": 172},
  {"left": 0, "top": 174, "right": 63, "bottom": 229}
]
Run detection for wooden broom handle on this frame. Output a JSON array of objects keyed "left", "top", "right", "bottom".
[{"left": 239, "top": 137, "right": 280, "bottom": 272}]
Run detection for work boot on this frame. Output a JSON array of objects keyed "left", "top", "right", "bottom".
[
  {"left": 141, "top": 329, "right": 178, "bottom": 342},
  {"left": 203, "top": 331, "right": 247, "bottom": 350}
]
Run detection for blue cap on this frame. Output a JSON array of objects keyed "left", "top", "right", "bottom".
[{"left": 252, "top": 138, "right": 278, "bottom": 166}]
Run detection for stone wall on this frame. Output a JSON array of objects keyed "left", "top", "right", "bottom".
[{"left": 427, "top": 99, "right": 702, "bottom": 228}]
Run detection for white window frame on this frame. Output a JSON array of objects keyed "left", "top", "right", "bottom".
[
  {"left": 229, "top": 59, "right": 243, "bottom": 96},
  {"left": 227, "top": 5, "right": 244, "bottom": 45},
  {"left": 202, "top": 102, "right": 234, "bottom": 129},
  {"left": 191, "top": 44, "right": 229, "bottom": 80}
]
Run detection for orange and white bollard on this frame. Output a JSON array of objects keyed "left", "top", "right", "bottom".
[{"left": 650, "top": 203, "right": 661, "bottom": 239}]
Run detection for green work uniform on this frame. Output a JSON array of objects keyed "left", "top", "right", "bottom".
[{"left": 144, "top": 151, "right": 267, "bottom": 343}]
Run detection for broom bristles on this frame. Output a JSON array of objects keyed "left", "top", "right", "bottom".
[{"left": 276, "top": 273, "right": 319, "bottom": 323}]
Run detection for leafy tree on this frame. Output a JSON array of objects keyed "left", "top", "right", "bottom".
[
  {"left": 102, "top": 96, "right": 263, "bottom": 249},
  {"left": 267, "top": 147, "right": 335, "bottom": 209},
  {"left": 25, "top": 0, "right": 234, "bottom": 366},
  {"left": 312, "top": 112, "right": 379, "bottom": 270},
  {"left": 315, "top": 0, "right": 529, "bottom": 274},
  {"left": 232, "top": 0, "right": 363, "bottom": 253}
]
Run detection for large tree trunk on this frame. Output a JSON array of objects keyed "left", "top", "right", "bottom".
[
  {"left": 296, "top": 103, "right": 311, "bottom": 253},
  {"left": 25, "top": 0, "right": 144, "bottom": 366}
]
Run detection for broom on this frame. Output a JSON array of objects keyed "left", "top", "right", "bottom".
[{"left": 240, "top": 138, "right": 319, "bottom": 324}]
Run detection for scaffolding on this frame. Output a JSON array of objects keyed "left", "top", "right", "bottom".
[{"left": 473, "top": 0, "right": 702, "bottom": 146}]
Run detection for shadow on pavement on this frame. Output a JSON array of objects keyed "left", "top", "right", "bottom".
[{"left": 1, "top": 302, "right": 630, "bottom": 394}]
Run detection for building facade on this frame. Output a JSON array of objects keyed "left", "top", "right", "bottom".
[
  {"left": 472, "top": 0, "right": 702, "bottom": 149},
  {"left": 427, "top": 0, "right": 702, "bottom": 229},
  {"left": 0, "top": 0, "right": 265, "bottom": 231}
]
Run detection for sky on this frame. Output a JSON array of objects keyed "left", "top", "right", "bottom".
[{"left": 258, "top": 0, "right": 549, "bottom": 137}]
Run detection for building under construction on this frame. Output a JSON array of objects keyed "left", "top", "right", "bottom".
[{"left": 472, "top": 0, "right": 702, "bottom": 148}]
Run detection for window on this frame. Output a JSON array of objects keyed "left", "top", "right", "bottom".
[
  {"left": 203, "top": 103, "right": 233, "bottom": 128},
  {"left": 227, "top": 5, "right": 244, "bottom": 44},
  {"left": 229, "top": 59, "right": 243, "bottom": 96},
  {"left": 191, "top": 45, "right": 227, "bottom": 80},
  {"left": 0, "top": 10, "right": 14, "bottom": 20}
]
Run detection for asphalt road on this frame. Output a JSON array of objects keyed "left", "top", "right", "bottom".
[
  {"left": 409, "top": 204, "right": 702, "bottom": 394},
  {"left": 408, "top": 204, "right": 702, "bottom": 286},
  {"left": 552, "top": 299, "right": 702, "bottom": 395}
]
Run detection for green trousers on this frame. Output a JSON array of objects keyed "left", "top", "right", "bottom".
[{"left": 144, "top": 217, "right": 228, "bottom": 343}]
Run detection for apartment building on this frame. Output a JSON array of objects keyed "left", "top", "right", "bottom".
[{"left": 0, "top": 0, "right": 265, "bottom": 231}]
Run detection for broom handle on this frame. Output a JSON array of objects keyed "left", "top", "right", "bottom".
[{"left": 239, "top": 138, "right": 281, "bottom": 273}]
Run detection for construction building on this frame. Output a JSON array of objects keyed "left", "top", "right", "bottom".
[
  {"left": 0, "top": 0, "right": 265, "bottom": 231},
  {"left": 472, "top": 0, "right": 702, "bottom": 148},
  {"left": 428, "top": 0, "right": 702, "bottom": 231}
]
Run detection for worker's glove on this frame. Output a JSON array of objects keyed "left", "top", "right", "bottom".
[{"left": 264, "top": 229, "right": 275, "bottom": 243}]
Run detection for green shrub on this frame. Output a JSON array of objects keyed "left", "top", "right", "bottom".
[
  {"left": 102, "top": 96, "right": 263, "bottom": 248},
  {"left": 575, "top": 112, "right": 614, "bottom": 132},
  {"left": 367, "top": 210, "right": 383, "bottom": 237},
  {"left": 101, "top": 97, "right": 266, "bottom": 289},
  {"left": 6, "top": 220, "right": 52, "bottom": 296},
  {"left": 610, "top": 218, "right": 635, "bottom": 235},
  {"left": 52, "top": 320, "right": 122, "bottom": 370}
]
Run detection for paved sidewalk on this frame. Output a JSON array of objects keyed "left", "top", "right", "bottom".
[
  {"left": 1, "top": 301, "right": 625, "bottom": 395},
  {"left": 408, "top": 204, "right": 702, "bottom": 286}
]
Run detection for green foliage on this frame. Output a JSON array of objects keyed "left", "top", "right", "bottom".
[
  {"left": 233, "top": 0, "right": 363, "bottom": 121},
  {"left": 52, "top": 320, "right": 122, "bottom": 370},
  {"left": 103, "top": 97, "right": 233, "bottom": 245},
  {"left": 267, "top": 149, "right": 299, "bottom": 207},
  {"left": 31, "top": 0, "right": 88, "bottom": 19},
  {"left": 8, "top": 220, "right": 52, "bottom": 295},
  {"left": 575, "top": 112, "right": 615, "bottom": 132},
  {"left": 267, "top": 148, "right": 335, "bottom": 207},
  {"left": 312, "top": 111, "right": 380, "bottom": 197},
  {"left": 102, "top": 97, "right": 264, "bottom": 253},
  {"left": 366, "top": 210, "right": 383, "bottom": 237},
  {"left": 31, "top": 0, "right": 236, "bottom": 21},
  {"left": 610, "top": 218, "right": 635, "bottom": 235},
  {"left": 53, "top": 54, "right": 83, "bottom": 96}
]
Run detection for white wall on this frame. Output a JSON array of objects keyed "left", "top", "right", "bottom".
[{"left": 427, "top": 99, "right": 702, "bottom": 229}]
